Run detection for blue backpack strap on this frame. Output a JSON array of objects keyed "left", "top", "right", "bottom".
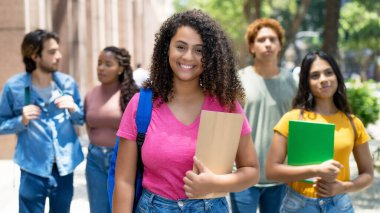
[
  {"left": 136, "top": 88, "right": 153, "bottom": 133},
  {"left": 135, "top": 88, "right": 153, "bottom": 169},
  {"left": 107, "top": 88, "right": 152, "bottom": 210},
  {"left": 133, "top": 88, "right": 152, "bottom": 210}
]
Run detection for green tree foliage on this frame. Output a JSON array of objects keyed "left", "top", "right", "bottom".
[
  {"left": 300, "top": 0, "right": 324, "bottom": 31},
  {"left": 174, "top": 0, "right": 380, "bottom": 54},
  {"left": 347, "top": 81, "right": 380, "bottom": 127},
  {"left": 173, "top": 0, "right": 317, "bottom": 66},
  {"left": 173, "top": 0, "right": 248, "bottom": 65},
  {"left": 173, "top": 0, "right": 246, "bottom": 43},
  {"left": 340, "top": 2, "right": 380, "bottom": 52},
  {"left": 173, "top": 0, "right": 324, "bottom": 45},
  {"left": 352, "top": 0, "right": 380, "bottom": 13}
]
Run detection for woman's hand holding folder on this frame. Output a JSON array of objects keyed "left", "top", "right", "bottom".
[
  {"left": 314, "top": 178, "right": 346, "bottom": 197},
  {"left": 314, "top": 159, "right": 343, "bottom": 182},
  {"left": 183, "top": 157, "right": 217, "bottom": 198}
]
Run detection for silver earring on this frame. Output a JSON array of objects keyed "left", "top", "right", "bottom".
[{"left": 307, "top": 92, "right": 314, "bottom": 105}]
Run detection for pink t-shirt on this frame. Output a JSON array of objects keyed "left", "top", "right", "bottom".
[{"left": 116, "top": 93, "right": 251, "bottom": 200}]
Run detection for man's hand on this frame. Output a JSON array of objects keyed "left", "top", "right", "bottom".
[
  {"left": 54, "top": 95, "right": 76, "bottom": 113},
  {"left": 183, "top": 157, "right": 216, "bottom": 198},
  {"left": 22, "top": 105, "right": 41, "bottom": 125}
]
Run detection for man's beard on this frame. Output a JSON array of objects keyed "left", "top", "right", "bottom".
[{"left": 39, "top": 62, "right": 58, "bottom": 73}]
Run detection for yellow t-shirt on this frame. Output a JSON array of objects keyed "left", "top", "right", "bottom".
[{"left": 273, "top": 109, "right": 370, "bottom": 198}]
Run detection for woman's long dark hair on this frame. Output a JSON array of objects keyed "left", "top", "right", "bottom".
[
  {"left": 292, "top": 50, "right": 351, "bottom": 114},
  {"left": 103, "top": 46, "right": 139, "bottom": 111}
]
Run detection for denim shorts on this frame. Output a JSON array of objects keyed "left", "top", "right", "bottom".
[
  {"left": 136, "top": 189, "right": 230, "bottom": 213},
  {"left": 280, "top": 187, "right": 354, "bottom": 213}
]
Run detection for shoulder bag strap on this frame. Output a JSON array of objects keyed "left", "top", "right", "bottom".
[
  {"left": 299, "top": 109, "right": 304, "bottom": 120},
  {"left": 344, "top": 112, "right": 358, "bottom": 143},
  {"left": 24, "top": 87, "right": 30, "bottom": 105}
]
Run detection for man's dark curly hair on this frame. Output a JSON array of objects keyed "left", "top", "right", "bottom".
[
  {"left": 21, "top": 29, "right": 60, "bottom": 73},
  {"left": 102, "top": 46, "right": 139, "bottom": 111},
  {"left": 144, "top": 9, "right": 245, "bottom": 110}
]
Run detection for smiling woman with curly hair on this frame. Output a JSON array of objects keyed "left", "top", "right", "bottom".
[
  {"left": 113, "top": 9, "right": 259, "bottom": 213},
  {"left": 146, "top": 9, "right": 245, "bottom": 109}
]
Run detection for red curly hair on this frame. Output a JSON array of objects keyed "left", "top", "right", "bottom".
[{"left": 245, "top": 18, "right": 285, "bottom": 55}]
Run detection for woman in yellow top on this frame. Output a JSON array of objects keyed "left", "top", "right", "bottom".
[{"left": 266, "top": 51, "right": 374, "bottom": 213}]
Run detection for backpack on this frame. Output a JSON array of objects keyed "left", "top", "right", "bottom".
[{"left": 107, "top": 88, "right": 153, "bottom": 211}]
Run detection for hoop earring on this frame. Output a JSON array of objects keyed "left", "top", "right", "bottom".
[
  {"left": 336, "top": 89, "right": 343, "bottom": 97},
  {"left": 199, "top": 74, "right": 204, "bottom": 88}
]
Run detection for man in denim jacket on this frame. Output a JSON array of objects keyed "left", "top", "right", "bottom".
[{"left": 0, "top": 29, "right": 84, "bottom": 213}]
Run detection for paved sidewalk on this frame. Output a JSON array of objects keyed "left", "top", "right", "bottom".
[
  {"left": 0, "top": 149, "right": 89, "bottom": 213},
  {"left": 349, "top": 140, "right": 380, "bottom": 213}
]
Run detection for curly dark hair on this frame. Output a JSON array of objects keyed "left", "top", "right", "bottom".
[
  {"left": 144, "top": 9, "right": 244, "bottom": 110},
  {"left": 21, "top": 29, "right": 60, "bottom": 73},
  {"left": 292, "top": 50, "right": 352, "bottom": 114},
  {"left": 103, "top": 46, "right": 139, "bottom": 111}
]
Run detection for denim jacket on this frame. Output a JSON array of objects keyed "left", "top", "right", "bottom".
[{"left": 0, "top": 72, "right": 84, "bottom": 177}]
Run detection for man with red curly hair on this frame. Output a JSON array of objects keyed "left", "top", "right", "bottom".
[{"left": 230, "top": 18, "right": 297, "bottom": 213}]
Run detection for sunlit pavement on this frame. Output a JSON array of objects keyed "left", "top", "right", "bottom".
[{"left": 0, "top": 148, "right": 90, "bottom": 213}]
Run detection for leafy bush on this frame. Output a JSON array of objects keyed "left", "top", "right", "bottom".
[{"left": 346, "top": 80, "right": 380, "bottom": 127}]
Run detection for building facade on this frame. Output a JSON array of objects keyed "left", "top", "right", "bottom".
[{"left": 0, "top": 0, "right": 173, "bottom": 159}]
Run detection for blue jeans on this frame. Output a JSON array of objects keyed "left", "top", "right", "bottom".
[
  {"left": 85, "top": 144, "right": 114, "bottom": 213},
  {"left": 230, "top": 184, "right": 286, "bottom": 213},
  {"left": 136, "top": 189, "right": 230, "bottom": 213},
  {"left": 19, "top": 164, "right": 73, "bottom": 213},
  {"left": 280, "top": 187, "right": 354, "bottom": 213}
]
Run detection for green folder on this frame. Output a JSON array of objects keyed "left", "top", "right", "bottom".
[{"left": 288, "top": 120, "right": 335, "bottom": 166}]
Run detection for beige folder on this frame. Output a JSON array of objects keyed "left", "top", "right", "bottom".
[{"left": 192, "top": 110, "right": 244, "bottom": 199}]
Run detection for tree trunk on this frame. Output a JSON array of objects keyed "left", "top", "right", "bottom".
[
  {"left": 322, "top": 0, "right": 341, "bottom": 59},
  {"left": 243, "top": 0, "right": 261, "bottom": 23},
  {"left": 240, "top": 0, "right": 262, "bottom": 68},
  {"left": 376, "top": 53, "right": 380, "bottom": 81},
  {"left": 254, "top": 0, "right": 261, "bottom": 20},
  {"left": 282, "top": 0, "right": 312, "bottom": 58}
]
